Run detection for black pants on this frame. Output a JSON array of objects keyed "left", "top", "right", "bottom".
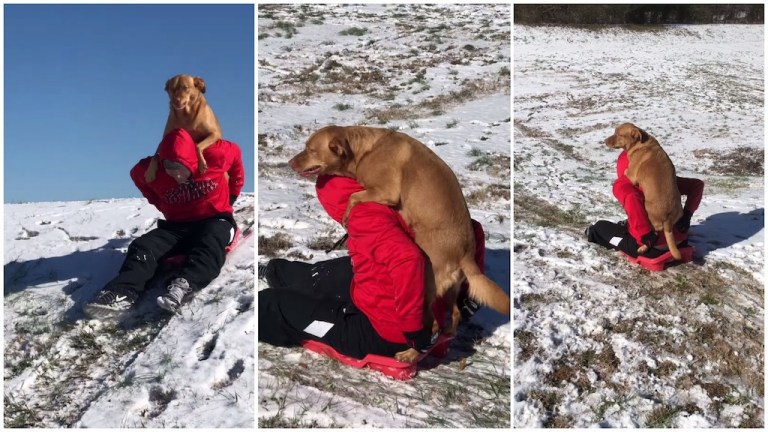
[
  {"left": 102, "top": 214, "right": 236, "bottom": 295},
  {"left": 258, "top": 257, "right": 409, "bottom": 359},
  {"left": 586, "top": 220, "right": 674, "bottom": 259}
]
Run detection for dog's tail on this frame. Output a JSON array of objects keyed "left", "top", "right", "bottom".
[
  {"left": 461, "top": 257, "right": 510, "bottom": 316},
  {"left": 663, "top": 221, "right": 683, "bottom": 260}
]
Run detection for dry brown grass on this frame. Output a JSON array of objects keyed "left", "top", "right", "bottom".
[
  {"left": 366, "top": 77, "right": 510, "bottom": 124},
  {"left": 693, "top": 146, "right": 764, "bottom": 176},
  {"left": 258, "top": 232, "right": 294, "bottom": 257}
]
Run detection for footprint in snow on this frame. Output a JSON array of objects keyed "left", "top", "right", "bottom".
[
  {"left": 236, "top": 294, "right": 253, "bottom": 314},
  {"left": 143, "top": 386, "right": 177, "bottom": 419},
  {"left": 15, "top": 227, "right": 39, "bottom": 240},
  {"left": 198, "top": 333, "right": 219, "bottom": 361},
  {"left": 212, "top": 359, "right": 246, "bottom": 390}
]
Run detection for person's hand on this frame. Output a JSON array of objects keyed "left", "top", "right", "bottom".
[
  {"left": 640, "top": 231, "right": 658, "bottom": 250},
  {"left": 676, "top": 209, "right": 693, "bottom": 233},
  {"left": 403, "top": 327, "right": 439, "bottom": 353}
]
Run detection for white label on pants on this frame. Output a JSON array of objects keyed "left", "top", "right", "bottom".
[
  {"left": 610, "top": 236, "right": 622, "bottom": 247},
  {"left": 304, "top": 320, "right": 334, "bottom": 338}
]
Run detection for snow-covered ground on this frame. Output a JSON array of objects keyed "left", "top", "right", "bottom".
[
  {"left": 514, "top": 25, "right": 763, "bottom": 427},
  {"left": 4, "top": 196, "right": 255, "bottom": 427},
  {"left": 258, "top": 4, "right": 510, "bottom": 428}
]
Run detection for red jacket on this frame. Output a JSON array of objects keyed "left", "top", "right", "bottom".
[
  {"left": 316, "top": 175, "right": 425, "bottom": 344},
  {"left": 131, "top": 128, "right": 245, "bottom": 223},
  {"left": 315, "top": 175, "right": 487, "bottom": 344},
  {"left": 612, "top": 151, "right": 704, "bottom": 246}
]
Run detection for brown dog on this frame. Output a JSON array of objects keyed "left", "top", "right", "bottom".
[
  {"left": 289, "top": 125, "right": 511, "bottom": 363},
  {"left": 145, "top": 74, "right": 223, "bottom": 182},
  {"left": 605, "top": 123, "right": 683, "bottom": 260}
]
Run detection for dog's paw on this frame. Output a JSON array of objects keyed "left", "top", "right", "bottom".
[
  {"left": 197, "top": 154, "right": 208, "bottom": 174},
  {"left": 145, "top": 156, "right": 158, "bottom": 182},
  {"left": 341, "top": 212, "right": 350, "bottom": 228}
]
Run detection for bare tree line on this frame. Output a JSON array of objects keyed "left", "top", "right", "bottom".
[{"left": 514, "top": 4, "right": 764, "bottom": 25}]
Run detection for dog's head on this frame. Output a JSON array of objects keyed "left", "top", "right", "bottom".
[
  {"left": 165, "top": 74, "right": 206, "bottom": 112},
  {"left": 288, "top": 126, "right": 353, "bottom": 177},
  {"left": 605, "top": 123, "right": 647, "bottom": 150}
]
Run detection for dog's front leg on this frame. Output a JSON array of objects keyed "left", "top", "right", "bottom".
[{"left": 342, "top": 189, "right": 399, "bottom": 226}]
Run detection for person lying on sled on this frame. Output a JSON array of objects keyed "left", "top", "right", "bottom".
[
  {"left": 258, "top": 174, "right": 484, "bottom": 360},
  {"left": 586, "top": 148, "right": 704, "bottom": 258},
  {"left": 84, "top": 128, "right": 244, "bottom": 318}
]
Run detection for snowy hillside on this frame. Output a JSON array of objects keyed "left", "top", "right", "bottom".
[
  {"left": 258, "top": 4, "right": 511, "bottom": 427},
  {"left": 4, "top": 195, "right": 255, "bottom": 427},
  {"left": 514, "top": 25, "right": 763, "bottom": 427}
]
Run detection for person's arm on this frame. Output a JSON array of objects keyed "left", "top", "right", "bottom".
[
  {"left": 130, "top": 157, "right": 160, "bottom": 206},
  {"left": 224, "top": 142, "right": 245, "bottom": 204},
  {"left": 346, "top": 204, "right": 426, "bottom": 337}
]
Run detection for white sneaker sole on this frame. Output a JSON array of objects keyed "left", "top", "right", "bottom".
[
  {"left": 156, "top": 296, "right": 181, "bottom": 313},
  {"left": 83, "top": 303, "right": 130, "bottom": 320}
]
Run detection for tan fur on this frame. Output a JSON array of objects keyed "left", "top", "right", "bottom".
[
  {"left": 145, "top": 74, "right": 223, "bottom": 182},
  {"left": 289, "top": 125, "right": 511, "bottom": 362},
  {"left": 605, "top": 123, "right": 683, "bottom": 260}
]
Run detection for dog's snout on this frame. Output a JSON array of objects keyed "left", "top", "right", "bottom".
[{"left": 288, "top": 155, "right": 301, "bottom": 172}]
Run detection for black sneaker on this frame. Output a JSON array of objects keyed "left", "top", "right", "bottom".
[
  {"left": 257, "top": 263, "right": 270, "bottom": 281},
  {"left": 157, "top": 277, "right": 192, "bottom": 313},
  {"left": 458, "top": 290, "right": 480, "bottom": 321},
  {"left": 83, "top": 288, "right": 138, "bottom": 319}
]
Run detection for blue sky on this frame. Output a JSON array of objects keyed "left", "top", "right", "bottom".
[{"left": 4, "top": 4, "right": 254, "bottom": 203}]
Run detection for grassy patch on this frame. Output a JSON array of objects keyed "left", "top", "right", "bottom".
[
  {"left": 274, "top": 21, "right": 299, "bottom": 38},
  {"left": 466, "top": 183, "right": 510, "bottom": 208},
  {"left": 645, "top": 405, "right": 679, "bottom": 428},
  {"left": 514, "top": 189, "right": 588, "bottom": 228},
  {"left": 693, "top": 146, "right": 763, "bottom": 176},
  {"left": 5, "top": 395, "right": 42, "bottom": 428},
  {"left": 307, "top": 233, "right": 347, "bottom": 252},
  {"left": 514, "top": 329, "right": 538, "bottom": 362},
  {"left": 332, "top": 103, "right": 353, "bottom": 111},
  {"left": 258, "top": 232, "right": 294, "bottom": 257},
  {"left": 706, "top": 176, "right": 751, "bottom": 194},
  {"left": 515, "top": 121, "right": 587, "bottom": 163},
  {"left": 340, "top": 27, "right": 368, "bottom": 36},
  {"left": 467, "top": 150, "right": 511, "bottom": 179},
  {"left": 366, "top": 76, "right": 509, "bottom": 124}
]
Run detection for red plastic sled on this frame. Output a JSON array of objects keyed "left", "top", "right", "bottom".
[
  {"left": 301, "top": 334, "right": 452, "bottom": 380},
  {"left": 621, "top": 245, "right": 695, "bottom": 271}
]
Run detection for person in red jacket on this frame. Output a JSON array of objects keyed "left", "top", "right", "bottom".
[
  {"left": 84, "top": 128, "right": 244, "bottom": 318},
  {"left": 258, "top": 175, "right": 485, "bottom": 360},
  {"left": 586, "top": 150, "right": 704, "bottom": 258}
]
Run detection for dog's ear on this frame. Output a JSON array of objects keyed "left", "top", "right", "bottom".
[
  {"left": 194, "top": 77, "right": 207, "bottom": 94},
  {"left": 329, "top": 137, "right": 351, "bottom": 159},
  {"left": 164, "top": 77, "right": 173, "bottom": 93},
  {"left": 638, "top": 128, "right": 650, "bottom": 142},
  {"left": 630, "top": 127, "right": 642, "bottom": 143}
]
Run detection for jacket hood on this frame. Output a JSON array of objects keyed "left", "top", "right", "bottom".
[
  {"left": 316, "top": 175, "right": 365, "bottom": 224},
  {"left": 158, "top": 128, "right": 198, "bottom": 173}
]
